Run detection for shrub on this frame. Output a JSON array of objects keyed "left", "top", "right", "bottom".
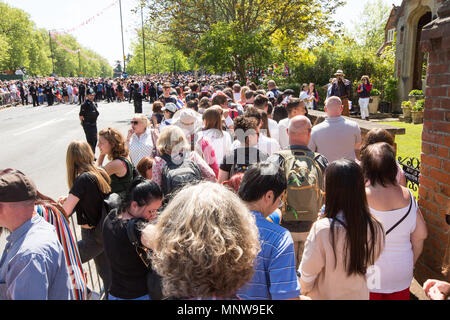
[
  {"left": 412, "top": 99, "right": 424, "bottom": 111},
  {"left": 371, "top": 88, "right": 381, "bottom": 96},
  {"left": 401, "top": 101, "right": 411, "bottom": 108},
  {"left": 409, "top": 89, "right": 423, "bottom": 96},
  {"left": 384, "top": 76, "right": 398, "bottom": 103}
]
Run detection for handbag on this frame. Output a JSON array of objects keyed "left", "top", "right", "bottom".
[{"left": 126, "top": 218, "right": 164, "bottom": 300}]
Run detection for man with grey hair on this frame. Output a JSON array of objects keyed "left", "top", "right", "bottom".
[
  {"left": 0, "top": 169, "right": 73, "bottom": 300},
  {"left": 269, "top": 116, "right": 328, "bottom": 269},
  {"left": 308, "top": 96, "right": 362, "bottom": 163}
]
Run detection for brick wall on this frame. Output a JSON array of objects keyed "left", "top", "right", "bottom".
[{"left": 416, "top": 1, "right": 450, "bottom": 284}]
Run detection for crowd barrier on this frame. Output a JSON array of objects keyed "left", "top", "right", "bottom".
[
  {"left": 69, "top": 215, "right": 106, "bottom": 300},
  {"left": 0, "top": 92, "right": 19, "bottom": 106}
]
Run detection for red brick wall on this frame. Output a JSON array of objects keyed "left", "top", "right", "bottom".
[{"left": 417, "top": 2, "right": 450, "bottom": 284}]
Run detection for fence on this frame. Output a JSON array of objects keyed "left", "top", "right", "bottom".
[
  {"left": 398, "top": 156, "right": 421, "bottom": 192},
  {"left": 69, "top": 215, "right": 106, "bottom": 300},
  {"left": 0, "top": 92, "right": 20, "bottom": 107}
]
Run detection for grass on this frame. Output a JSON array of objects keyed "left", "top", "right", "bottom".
[
  {"left": 379, "top": 121, "right": 423, "bottom": 198},
  {"left": 379, "top": 121, "right": 423, "bottom": 161}
]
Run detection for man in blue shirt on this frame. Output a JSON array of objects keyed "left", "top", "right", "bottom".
[
  {"left": 0, "top": 169, "right": 73, "bottom": 300},
  {"left": 237, "top": 162, "right": 301, "bottom": 300}
]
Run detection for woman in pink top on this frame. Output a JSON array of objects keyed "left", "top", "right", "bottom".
[{"left": 362, "top": 143, "right": 428, "bottom": 300}]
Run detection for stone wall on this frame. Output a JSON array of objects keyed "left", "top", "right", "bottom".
[{"left": 416, "top": 0, "right": 450, "bottom": 284}]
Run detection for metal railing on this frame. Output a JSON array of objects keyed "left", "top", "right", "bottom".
[
  {"left": 69, "top": 215, "right": 106, "bottom": 300},
  {"left": 0, "top": 92, "right": 19, "bottom": 106},
  {"left": 398, "top": 156, "right": 421, "bottom": 192}
]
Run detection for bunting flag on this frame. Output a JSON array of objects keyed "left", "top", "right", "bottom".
[
  {"left": 51, "top": 0, "right": 119, "bottom": 35},
  {"left": 50, "top": 33, "right": 100, "bottom": 61}
]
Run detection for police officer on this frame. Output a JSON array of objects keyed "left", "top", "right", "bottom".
[
  {"left": 44, "top": 82, "right": 54, "bottom": 106},
  {"left": 79, "top": 88, "right": 100, "bottom": 154},
  {"left": 29, "top": 81, "right": 39, "bottom": 107},
  {"left": 133, "top": 83, "right": 143, "bottom": 114}
]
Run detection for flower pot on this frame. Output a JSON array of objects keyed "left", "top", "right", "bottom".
[
  {"left": 369, "top": 96, "right": 380, "bottom": 114},
  {"left": 402, "top": 106, "right": 412, "bottom": 119},
  {"left": 411, "top": 110, "right": 423, "bottom": 124},
  {"left": 408, "top": 95, "right": 424, "bottom": 107}
]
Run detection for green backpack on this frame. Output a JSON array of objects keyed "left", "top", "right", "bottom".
[{"left": 277, "top": 149, "right": 325, "bottom": 222}]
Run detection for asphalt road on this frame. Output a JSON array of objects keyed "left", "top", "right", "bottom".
[{"left": 0, "top": 99, "right": 153, "bottom": 254}]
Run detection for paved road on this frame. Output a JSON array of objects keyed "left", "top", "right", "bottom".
[{"left": 0, "top": 99, "right": 154, "bottom": 253}]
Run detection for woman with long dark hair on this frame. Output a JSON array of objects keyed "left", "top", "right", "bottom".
[
  {"left": 299, "top": 159, "right": 385, "bottom": 299},
  {"left": 102, "top": 178, "right": 163, "bottom": 300}
]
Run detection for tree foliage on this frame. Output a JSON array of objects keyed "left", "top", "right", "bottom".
[
  {"left": 0, "top": 3, "right": 112, "bottom": 77},
  {"left": 139, "top": 0, "right": 344, "bottom": 78}
]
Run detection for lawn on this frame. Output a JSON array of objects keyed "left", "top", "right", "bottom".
[
  {"left": 379, "top": 121, "right": 423, "bottom": 197},
  {"left": 379, "top": 121, "right": 423, "bottom": 161}
]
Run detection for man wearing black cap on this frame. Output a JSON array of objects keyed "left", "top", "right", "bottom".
[
  {"left": 0, "top": 169, "right": 73, "bottom": 300},
  {"left": 79, "top": 88, "right": 100, "bottom": 154}
]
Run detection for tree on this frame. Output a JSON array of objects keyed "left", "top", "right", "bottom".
[{"left": 140, "top": 0, "right": 344, "bottom": 78}]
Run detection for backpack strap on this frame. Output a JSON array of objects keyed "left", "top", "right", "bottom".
[{"left": 385, "top": 191, "right": 414, "bottom": 235}]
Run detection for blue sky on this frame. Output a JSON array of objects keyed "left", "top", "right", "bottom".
[{"left": 4, "top": 0, "right": 403, "bottom": 67}]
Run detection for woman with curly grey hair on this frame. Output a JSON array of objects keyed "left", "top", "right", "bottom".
[{"left": 141, "top": 181, "right": 260, "bottom": 299}]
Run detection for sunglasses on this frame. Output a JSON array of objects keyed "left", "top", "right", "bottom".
[{"left": 131, "top": 121, "right": 140, "bottom": 125}]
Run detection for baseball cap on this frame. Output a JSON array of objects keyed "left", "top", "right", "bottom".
[
  {"left": 163, "top": 82, "right": 172, "bottom": 89},
  {"left": 161, "top": 103, "right": 177, "bottom": 113},
  {"left": 0, "top": 170, "right": 37, "bottom": 203}
]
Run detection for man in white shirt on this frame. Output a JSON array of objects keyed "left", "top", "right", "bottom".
[
  {"left": 308, "top": 96, "right": 362, "bottom": 162},
  {"left": 279, "top": 98, "right": 308, "bottom": 150},
  {"left": 231, "top": 106, "right": 280, "bottom": 156},
  {"left": 254, "top": 94, "right": 279, "bottom": 144}
]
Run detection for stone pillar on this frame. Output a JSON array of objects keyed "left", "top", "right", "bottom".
[{"left": 416, "top": 1, "right": 450, "bottom": 284}]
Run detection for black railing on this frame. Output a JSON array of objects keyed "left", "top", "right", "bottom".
[{"left": 398, "top": 156, "right": 421, "bottom": 192}]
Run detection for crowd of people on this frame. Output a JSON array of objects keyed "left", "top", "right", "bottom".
[{"left": 0, "top": 72, "right": 448, "bottom": 301}]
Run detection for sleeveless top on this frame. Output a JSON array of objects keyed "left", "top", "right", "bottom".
[{"left": 110, "top": 157, "right": 134, "bottom": 196}]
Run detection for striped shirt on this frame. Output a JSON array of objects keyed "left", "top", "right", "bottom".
[{"left": 238, "top": 211, "right": 301, "bottom": 300}]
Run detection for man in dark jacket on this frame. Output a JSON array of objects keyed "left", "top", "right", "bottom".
[{"left": 330, "top": 70, "right": 352, "bottom": 117}]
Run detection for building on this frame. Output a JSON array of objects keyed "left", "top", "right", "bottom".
[{"left": 378, "top": 0, "right": 444, "bottom": 110}]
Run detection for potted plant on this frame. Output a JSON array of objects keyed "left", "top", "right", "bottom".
[
  {"left": 369, "top": 88, "right": 381, "bottom": 114},
  {"left": 408, "top": 89, "right": 424, "bottom": 107},
  {"left": 401, "top": 101, "right": 412, "bottom": 121},
  {"left": 411, "top": 99, "right": 424, "bottom": 124}
]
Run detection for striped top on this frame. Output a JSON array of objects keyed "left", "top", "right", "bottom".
[{"left": 238, "top": 211, "right": 300, "bottom": 300}]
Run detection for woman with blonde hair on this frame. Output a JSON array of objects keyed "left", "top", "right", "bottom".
[
  {"left": 151, "top": 126, "right": 216, "bottom": 199},
  {"left": 58, "top": 141, "right": 112, "bottom": 295},
  {"left": 141, "top": 182, "right": 260, "bottom": 299},
  {"left": 97, "top": 127, "right": 134, "bottom": 197}
]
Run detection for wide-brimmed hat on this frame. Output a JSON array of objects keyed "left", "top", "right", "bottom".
[
  {"left": 172, "top": 108, "right": 203, "bottom": 135},
  {"left": 335, "top": 69, "right": 345, "bottom": 76}
]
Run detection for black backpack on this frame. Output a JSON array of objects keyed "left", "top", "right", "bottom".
[{"left": 160, "top": 154, "right": 202, "bottom": 198}]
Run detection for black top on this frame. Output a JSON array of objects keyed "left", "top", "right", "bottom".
[
  {"left": 102, "top": 209, "right": 149, "bottom": 299},
  {"left": 79, "top": 84, "right": 86, "bottom": 94},
  {"left": 159, "top": 95, "right": 177, "bottom": 106},
  {"left": 70, "top": 172, "right": 107, "bottom": 227},
  {"left": 79, "top": 100, "right": 99, "bottom": 124},
  {"left": 220, "top": 147, "right": 268, "bottom": 176}
]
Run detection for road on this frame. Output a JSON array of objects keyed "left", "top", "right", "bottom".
[{"left": 0, "top": 99, "right": 154, "bottom": 254}]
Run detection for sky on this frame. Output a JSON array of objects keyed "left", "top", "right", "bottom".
[{"left": 4, "top": 0, "right": 404, "bottom": 68}]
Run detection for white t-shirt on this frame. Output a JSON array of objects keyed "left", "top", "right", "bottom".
[
  {"left": 268, "top": 118, "right": 280, "bottom": 145},
  {"left": 278, "top": 118, "right": 290, "bottom": 150},
  {"left": 231, "top": 133, "right": 280, "bottom": 156},
  {"left": 198, "top": 129, "right": 233, "bottom": 165},
  {"left": 367, "top": 192, "right": 417, "bottom": 293}
]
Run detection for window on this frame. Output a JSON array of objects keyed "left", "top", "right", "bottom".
[{"left": 387, "top": 28, "right": 395, "bottom": 43}]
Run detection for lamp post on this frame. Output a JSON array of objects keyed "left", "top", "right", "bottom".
[
  {"left": 141, "top": 3, "right": 147, "bottom": 76},
  {"left": 48, "top": 31, "right": 56, "bottom": 76},
  {"left": 119, "top": 0, "right": 126, "bottom": 73}
]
